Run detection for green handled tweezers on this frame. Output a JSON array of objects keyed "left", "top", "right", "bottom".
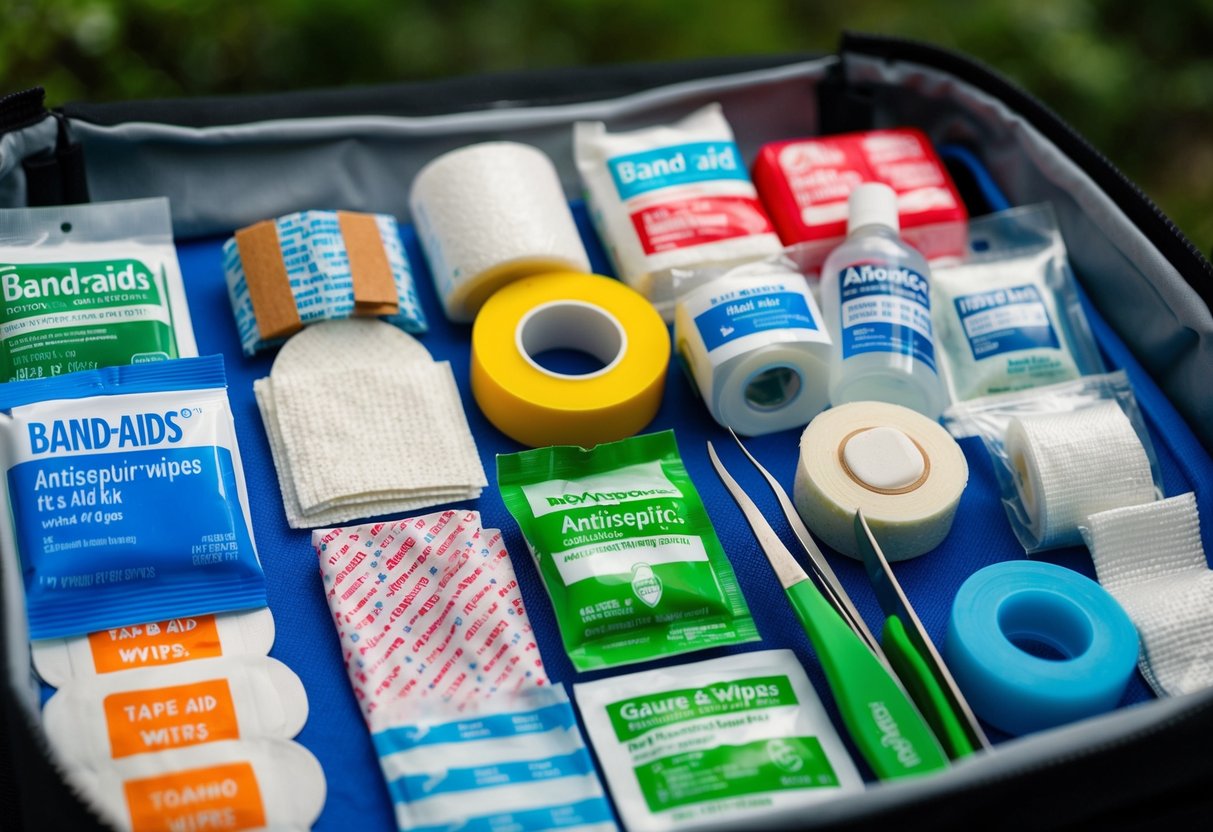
[
  {"left": 707, "top": 441, "right": 949, "bottom": 780},
  {"left": 854, "top": 511, "right": 990, "bottom": 758}
]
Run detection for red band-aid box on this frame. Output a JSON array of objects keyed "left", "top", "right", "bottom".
[{"left": 752, "top": 128, "right": 967, "bottom": 271}]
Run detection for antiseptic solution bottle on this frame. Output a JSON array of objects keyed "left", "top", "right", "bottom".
[{"left": 820, "top": 183, "right": 947, "bottom": 419}]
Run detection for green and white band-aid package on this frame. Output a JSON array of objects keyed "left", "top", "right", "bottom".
[
  {"left": 498, "top": 430, "right": 759, "bottom": 671},
  {"left": 575, "top": 650, "right": 863, "bottom": 832},
  {"left": 0, "top": 197, "right": 196, "bottom": 382}
]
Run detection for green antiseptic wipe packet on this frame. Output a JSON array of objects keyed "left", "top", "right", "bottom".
[{"left": 498, "top": 430, "right": 759, "bottom": 671}]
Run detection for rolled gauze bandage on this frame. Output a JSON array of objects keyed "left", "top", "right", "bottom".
[
  {"left": 793, "top": 401, "right": 968, "bottom": 561},
  {"left": 1005, "top": 401, "right": 1156, "bottom": 550},
  {"left": 409, "top": 142, "right": 591, "bottom": 322}
]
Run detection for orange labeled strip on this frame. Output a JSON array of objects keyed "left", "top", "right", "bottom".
[
  {"left": 125, "top": 761, "right": 266, "bottom": 832},
  {"left": 89, "top": 616, "right": 224, "bottom": 674},
  {"left": 104, "top": 679, "right": 239, "bottom": 758}
]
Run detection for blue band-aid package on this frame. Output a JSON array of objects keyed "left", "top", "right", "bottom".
[
  {"left": 0, "top": 355, "right": 266, "bottom": 640},
  {"left": 222, "top": 210, "right": 427, "bottom": 355},
  {"left": 376, "top": 687, "right": 617, "bottom": 832}
]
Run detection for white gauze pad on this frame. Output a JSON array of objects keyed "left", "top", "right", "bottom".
[
  {"left": 273, "top": 362, "right": 484, "bottom": 512},
  {"left": 1006, "top": 400, "right": 1157, "bottom": 549},
  {"left": 257, "top": 320, "right": 486, "bottom": 528},
  {"left": 33, "top": 608, "right": 275, "bottom": 688},
  {"left": 1082, "top": 492, "right": 1213, "bottom": 696},
  {"left": 42, "top": 656, "right": 307, "bottom": 764}
]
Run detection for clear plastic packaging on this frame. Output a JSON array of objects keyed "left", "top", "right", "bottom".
[
  {"left": 932, "top": 203, "right": 1104, "bottom": 403},
  {"left": 0, "top": 197, "right": 197, "bottom": 381},
  {"left": 943, "top": 370, "right": 1162, "bottom": 553}
]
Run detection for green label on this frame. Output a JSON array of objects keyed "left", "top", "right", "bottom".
[
  {"left": 0, "top": 259, "right": 178, "bottom": 381},
  {"left": 634, "top": 737, "right": 839, "bottom": 812},
  {"left": 498, "top": 431, "right": 759, "bottom": 671},
  {"left": 607, "top": 675, "right": 798, "bottom": 741}
]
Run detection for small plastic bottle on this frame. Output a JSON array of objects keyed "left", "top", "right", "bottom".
[{"left": 820, "top": 183, "right": 948, "bottom": 419}]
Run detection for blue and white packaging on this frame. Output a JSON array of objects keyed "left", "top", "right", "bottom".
[
  {"left": 373, "top": 687, "right": 617, "bottom": 832},
  {"left": 0, "top": 355, "right": 266, "bottom": 640},
  {"left": 222, "top": 210, "right": 427, "bottom": 355},
  {"left": 932, "top": 203, "right": 1104, "bottom": 403},
  {"left": 674, "top": 262, "right": 831, "bottom": 436}
]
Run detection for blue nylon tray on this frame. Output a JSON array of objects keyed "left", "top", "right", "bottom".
[{"left": 160, "top": 193, "right": 1213, "bottom": 830}]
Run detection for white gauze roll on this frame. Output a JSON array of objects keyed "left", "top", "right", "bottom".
[
  {"left": 674, "top": 265, "right": 832, "bottom": 436},
  {"left": 1005, "top": 400, "right": 1156, "bottom": 549},
  {"left": 409, "top": 142, "right": 591, "bottom": 322},
  {"left": 1081, "top": 493, "right": 1213, "bottom": 697},
  {"left": 793, "top": 401, "right": 969, "bottom": 561}
]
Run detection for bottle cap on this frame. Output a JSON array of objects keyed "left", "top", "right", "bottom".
[{"left": 847, "top": 183, "right": 899, "bottom": 235}]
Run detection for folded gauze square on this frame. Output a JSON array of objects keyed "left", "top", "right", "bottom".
[{"left": 256, "top": 320, "right": 486, "bottom": 529}]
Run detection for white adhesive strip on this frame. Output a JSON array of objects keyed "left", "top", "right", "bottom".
[
  {"left": 1082, "top": 492, "right": 1213, "bottom": 697},
  {"left": 793, "top": 401, "right": 967, "bottom": 561},
  {"left": 1007, "top": 401, "right": 1156, "bottom": 549}
]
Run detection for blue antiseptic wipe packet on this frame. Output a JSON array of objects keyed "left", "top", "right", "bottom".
[{"left": 0, "top": 355, "right": 266, "bottom": 640}]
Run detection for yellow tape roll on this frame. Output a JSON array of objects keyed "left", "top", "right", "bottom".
[{"left": 471, "top": 273, "right": 670, "bottom": 448}]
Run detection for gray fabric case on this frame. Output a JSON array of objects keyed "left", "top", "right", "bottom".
[{"left": 2, "top": 33, "right": 1211, "bottom": 830}]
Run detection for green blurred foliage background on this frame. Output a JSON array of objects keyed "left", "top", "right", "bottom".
[{"left": 2, "top": 0, "right": 1211, "bottom": 253}]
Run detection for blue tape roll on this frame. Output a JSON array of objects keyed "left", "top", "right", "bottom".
[{"left": 945, "top": 561, "right": 1139, "bottom": 736}]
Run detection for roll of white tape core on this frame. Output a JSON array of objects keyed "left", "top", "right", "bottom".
[
  {"left": 841, "top": 426, "right": 928, "bottom": 494},
  {"left": 794, "top": 402, "right": 968, "bottom": 561}
]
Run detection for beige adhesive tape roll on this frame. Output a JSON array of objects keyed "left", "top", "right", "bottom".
[
  {"left": 409, "top": 142, "right": 592, "bottom": 323},
  {"left": 793, "top": 401, "right": 968, "bottom": 561},
  {"left": 471, "top": 273, "right": 669, "bottom": 448},
  {"left": 1006, "top": 400, "right": 1156, "bottom": 550}
]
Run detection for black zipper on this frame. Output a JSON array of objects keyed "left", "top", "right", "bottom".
[
  {"left": 58, "top": 54, "right": 816, "bottom": 129},
  {"left": 838, "top": 31, "right": 1213, "bottom": 306},
  {"left": 0, "top": 87, "right": 49, "bottom": 134}
]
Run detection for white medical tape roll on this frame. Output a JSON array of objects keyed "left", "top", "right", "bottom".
[
  {"left": 674, "top": 267, "right": 832, "bottom": 436},
  {"left": 1081, "top": 492, "right": 1213, "bottom": 697},
  {"left": 1005, "top": 400, "right": 1156, "bottom": 550},
  {"left": 409, "top": 142, "right": 591, "bottom": 322},
  {"left": 793, "top": 401, "right": 968, "bottom": 561}
]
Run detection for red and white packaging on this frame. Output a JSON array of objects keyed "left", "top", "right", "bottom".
[
  {"left": 752, "top": 128, "right": 967, "bottom": 272},
  {"left": 313, "top": 510, "right": 546, "bottom": 728},
  {"left": 574, "top": 104, "right": 782, "bottom": 306}
]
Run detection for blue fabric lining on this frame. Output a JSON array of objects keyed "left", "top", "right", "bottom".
[{"left": 147, "top": 193, "right": 1212, "bottom": 829}]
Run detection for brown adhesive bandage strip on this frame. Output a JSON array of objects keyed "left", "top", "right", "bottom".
[
  {"left": 235, "top": 221, "right": 304, "bottom": 341},
  {"left": 339, "top": 211, "right": 399, "bottom": 317}
]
